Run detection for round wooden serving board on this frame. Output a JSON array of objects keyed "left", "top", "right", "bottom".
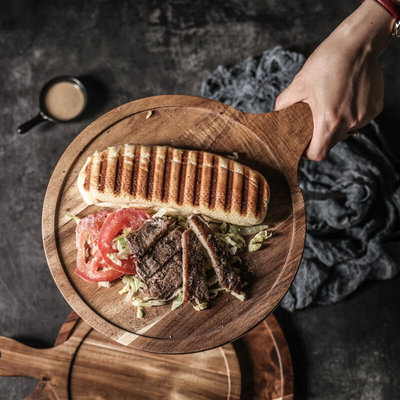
[
  {"left": 0, "top": 312, "right": 293, "bottom": 399},
  {"left": 42, "top": 95, "right": 313, "bottom": 353},
  {"left": 0, "top": 312, "right": 241, "bottom": 400},
  {"left": 237, "top": 314, "right": 294, "bottom": 400}
]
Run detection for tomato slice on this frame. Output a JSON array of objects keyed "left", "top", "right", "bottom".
[
  {"left": 99, "top": 208, "right": 151, "bottom": 274},
  {"left": 75, "top": 211, "right": 123, "bottom": 282}
]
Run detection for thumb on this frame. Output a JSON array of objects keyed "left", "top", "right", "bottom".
[
  {"left": 274, "top": 85, "right": 304, "bottom": 111},
  {"left": 305, "top": 115, "right": 347, "bottom": 162}
]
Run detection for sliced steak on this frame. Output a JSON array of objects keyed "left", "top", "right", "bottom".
[
  {"left": 137, "top": 228, "right": 183, "bottom": 280},
  {"left": 147, "top": 253, "right": 183, "bottom": 299},
  {"left": 182, "top": 229, "right": 209, "bottom": 304},
  {"left": 188, "top": 215, "right": 242, "bottom": 295},
  {"left": 126, "top": 217, "right": 172, "bottom": 257}
]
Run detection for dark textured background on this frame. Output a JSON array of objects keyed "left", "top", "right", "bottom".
[{"left": 0, "top": 1, "right": 399, "bottom": 399}]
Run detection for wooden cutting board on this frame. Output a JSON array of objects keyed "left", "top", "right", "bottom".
[
  {"left": 237, "top": 314, "right": 294, "bottom": 400},
  {"left": 42, "top": 95, "right": 313, "bottom": 353},
  {"left": 0, "top": 312, "right": 293, "bottom": 400},
  {"left": 0, "top": 312, "right": 241, "bottom": 400}
]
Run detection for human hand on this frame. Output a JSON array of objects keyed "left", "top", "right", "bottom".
[{"left": 275, "top": 0, "right": 393, "bottom": 161}]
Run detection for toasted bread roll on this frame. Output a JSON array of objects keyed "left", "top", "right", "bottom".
[{"left": 77, "top": 145, "right": 269, "bottom": 226}]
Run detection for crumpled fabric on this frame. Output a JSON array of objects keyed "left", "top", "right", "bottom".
[{"left": 201, "top": 46, "right": 400, "bottom": 311}]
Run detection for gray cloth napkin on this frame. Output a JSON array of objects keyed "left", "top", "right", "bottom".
[{"left": 201, "top": 46, "right": 400, "bottom": 311}]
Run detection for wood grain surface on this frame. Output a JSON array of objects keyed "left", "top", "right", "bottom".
[
  {"left": 42, "top": 95, "right": 313, "bottom": 353},
  {"left": 0, "top": 312, "right": 241, "bottom": 400},
  {"left": 236, "top": 315, "right": 294, "bottom": 400},
  {"left": 0, "top": 311, "right": 293, "bottom": 399}
]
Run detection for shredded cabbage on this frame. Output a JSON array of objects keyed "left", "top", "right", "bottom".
[
  {"left": 113, "top": 228, "right": 133, "bottom": 259},
  {"left": 119, "top": 276, "right": 183, "bottom": 317},
  {"left": 209, "top": 287, "right": 225, "bottom": 299},
  {"left": 132, "top": 298, "right": 167, "bottom": 307},
  {"left": 66, "top": 213, "right": 81, "bottom": 224},
  {"left": 106, "top": 253, "right": 122, "bottom": 266},
  {"left": 152, "top": 208, "right": 167, "bottom": 218},
  {"left": 227, "top": 152, "right": 239, "bottom": 160},
  {"left": 137, "top": 306, "right": 144, "bottom": 318},
  {"left": 231, "top": 291, "right": 246, "bottom": 301},
  {"left": 119, "top": 275, "right": 147, "bottom": 294},
  {"left": 248, "top": 230, "right": 272, "bottom": 252},
  {"left": 112, "top": 215, "right": 272, "bottom": 317},
  {"left": 171, "top": 290, "right": 184, "bottom": 310},
  {"left": 176, "top": 216, "right": 189, "bottom": 230},
  {"left": 193, "top": 302, "right": 208, "bottom": 311},
  {"left": 98, "top": 281, "right": 112, "bottom": 288},
  {"left": 236, "top": 224, "right": 269, "bottom": 236}
]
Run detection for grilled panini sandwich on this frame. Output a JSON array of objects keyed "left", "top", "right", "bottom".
[{"left": 77, "top": 144, "right": 269, "bottom": 226}]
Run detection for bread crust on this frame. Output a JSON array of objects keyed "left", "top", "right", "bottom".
[{"left": 77, "top": 145, "right": 269, "bottom": 226}]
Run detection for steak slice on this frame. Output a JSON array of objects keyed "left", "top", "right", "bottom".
[
  {"left": 126, "top": 217, "right": 172, "bottom": 257},
  {"left": 147, "top": 253, "right": 183, "bottom": 299},
  {"left": 188, "top": 215, "right": 242, "bottom": 295},
  {"left": 182, "top": 229, "right": 209, "bottom": 304},
  {"left": 137, "top": 228, "right": 183, "bottom": 281}
]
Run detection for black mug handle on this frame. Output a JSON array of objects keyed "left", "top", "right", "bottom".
[{"left": 17, "top": 113, "right": 47, "bottom": 134}]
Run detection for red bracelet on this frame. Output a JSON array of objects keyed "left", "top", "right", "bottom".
[{"left": 362, "top": 0, "right": 400, "bottom": 36}]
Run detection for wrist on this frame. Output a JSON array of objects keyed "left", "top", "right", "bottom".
[{"left": 340, "top": 0, "right": 393, "bottom": 56}]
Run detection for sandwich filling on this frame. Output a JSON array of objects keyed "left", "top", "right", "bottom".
[{"left": 73, "top": 208, "right": 271, "bottom": 318}]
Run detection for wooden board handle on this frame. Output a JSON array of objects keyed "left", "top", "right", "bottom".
[
  {"left": 0, "top": 336, "right": 58, "bottom": 380},
  {"left": 243, "top": 102, "right": 313, "bottom": 171}
]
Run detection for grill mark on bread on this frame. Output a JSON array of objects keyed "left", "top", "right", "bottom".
[
  {"left": 98, "top": 150, "right": 108, "bottom": 192},
  {"left": 146, "top": 146, "right": 157, "bottom": 199},
  {"left": 162, "top": 147, "right": 172, "bottom": 201},
  {"left": 224, "top": 160, "right": 234, "bottom": 211},
  {"left": 137, "top": 146, "right": 151, "bottom": 198},
  {"left": 130, "top": 145, "right": 141, "bottom": 196},
  {"left": 193, "top": 152, "right": 203, "bottom": 206},
  {"left": 241, "top": 168, "right": 249, "bottom": 215},
  {"left": 114, "top": 148, "right": 124, "bottom": 195},
  {"left": 178, "top": 151, "right": 188, "bottom": 205},
  {"left": 83, "top": 159, "right": 92, "bottom": 191},
  {"left": 256, "top": 174, "right": 264, "bottom": 217},
  {"left": 209, "top": 155, "right": 218, "bottom": 209}
]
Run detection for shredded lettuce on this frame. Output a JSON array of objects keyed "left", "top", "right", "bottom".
[
  {"left": 171, "top": 290, "right": 184, "bottom": 310},
  {"left": 209, "top": 287, "right": 225, "bottom": 299},
  {"left": 132, "top": 297, "right": 167, "bottom": 307},
  {"left": 176, "top": 216, "right": 188, "bottom": 230},
  {"left": 110, "top": 215, "right": 271, "bottom": 318},
  {"left": 98, "top": 281, "right": 112, "bottom": 288},
  {"left": 236, "top": 224, "right": 269, "bottom": 236},
  {"left": 210, "top": 223, "right": 246, "bottom": 260},
  {"left": 112, "top": 228, "right": 133, "bottom": 259},
  {"left": 193, "top": 302, "right": 208, "bottom": 311},
  {"left": 106, "top": 253, "right": 122, "bottom": 266},
  {"left": 227, "top": 152, "right": 239, "bottom": 160},
  {"left": 66, "top": 213, "right": 81, "bottom": 224},
  {"left": 248, "top": 230, "right": 272, "bottom": 252},
  {"left": 119, "top": 277, "right": 183, "bottom": 318},
  {"left": 137, "top": 306, "right": 144, "bottom": 318},
  {"left": 231, "top": 291, "right": 246, "bottom": 301},
  {"left": 119, "top": 275, "right": 147, "bottom": 294},
  {"left": 152, "top": 208, "right": 167, "bottom": 218}
]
